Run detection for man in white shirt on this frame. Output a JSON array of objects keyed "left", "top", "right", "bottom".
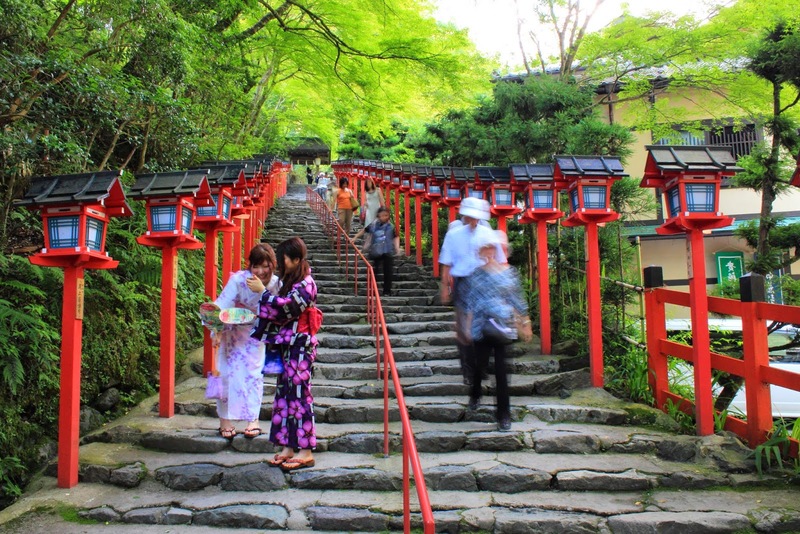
[{"left": 439, "top": 197, "right": 506, "bottom": 385}]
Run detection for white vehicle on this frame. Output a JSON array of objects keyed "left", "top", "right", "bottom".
[
  {"left": 663, "top": 319, "right": 800, "bottom": 419},
  {"left": 727, "top": 359, "right": 800, "bottom": 419}
]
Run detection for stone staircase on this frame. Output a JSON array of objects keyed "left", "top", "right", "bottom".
[{"left": 3, "top": 184, "right": 800, "bottom": 533}]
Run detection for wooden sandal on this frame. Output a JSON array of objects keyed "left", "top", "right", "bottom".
[
  {"left": 218, "top": 427, "right": 236, "bottom": 439},
  {"left": 243, "top": 427, "right": 262, "bottom": 439},
  {"left": 268, "top": 453, "right": 293, "bottom": 466},
  {"left": 280, "top": 457, "right": 315, "bottom": 471}
]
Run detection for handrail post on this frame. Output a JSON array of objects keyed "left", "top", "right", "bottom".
[
  {"left": 643, "top": 266, "right": 668, "bottom": 410},
  {"left": 403, "top": 438, "right": 410, "bottom": 534},
  {"left": 306, "top": 185, "right": 434, "bottom": 532},
  {"left": 739, "top": 273, "right": 772, "bottom": 446}
]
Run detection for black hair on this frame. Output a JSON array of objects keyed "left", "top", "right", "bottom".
[
  {"left": 275, "top": 236, "right": 311, "bottom": 296},
  {"left": 339, "top": 177, "right": 348, "bottom": 188}
]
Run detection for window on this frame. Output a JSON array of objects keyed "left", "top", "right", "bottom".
[
  {"left": 654, "top": 120, "right": 761, "bottom": 158},
  {"left": 150, "top": 206, "right": 176, "bottom": 232},
  {"left": 531, "top": 189, "right": 554, "bottom": 209},
  {"left": 583, "top": 186, "right": 606, "bottom": 209},
  {"left": 85, "top": 217, "right": 105, "bottom": 251},
  {"left": 48, "top": 216, "right": 80, "bottom": 248}
]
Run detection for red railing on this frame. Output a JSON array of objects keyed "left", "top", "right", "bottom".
[
  {"left": 644, "top": 272, "right": 800, "bottom": 456},
  {"left": 306, "top": 188, "right": 435, "bottom": 534}
]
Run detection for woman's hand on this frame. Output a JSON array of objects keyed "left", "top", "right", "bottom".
[{"left": 246, "top": 276, "right": 265, "bottom": 294}]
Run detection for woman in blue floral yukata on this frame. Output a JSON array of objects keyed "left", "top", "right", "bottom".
[{"left": 248, "top": 236, "right": 319, "bottom": 471}]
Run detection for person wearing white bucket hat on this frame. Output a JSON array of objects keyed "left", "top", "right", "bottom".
[{"left": 439, "top": 197, "right": 506, "bottom": 385}]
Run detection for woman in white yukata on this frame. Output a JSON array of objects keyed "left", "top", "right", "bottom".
[{"left": 213, "top": 243, "right": 280, "bottom": 439}]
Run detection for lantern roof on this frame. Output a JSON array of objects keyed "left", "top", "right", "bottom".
[
  {"left": 129, "top": 169, "right": 214, "bottom": 206},
  {"left": 401, "top": 164, "right": 414, "bottom": 176},
  {"left": 15, "top": 170, "right": 133, "bottom": 216},
  {"left": 431, "top": 166, "right": 452, "bottom": 180},
  {"left": 509, "top": 163, "right": 555, "bottom": 183},
  {"left": 475, "top": 166, "right": 511, "bottom": 184},
  {"left": 451, "top": 167, "right": 474, "bottom": 182},
  {"left": 415, "top": 165, "right": 432, "bottom": 178},
  {"left": 641, "top": 145, "right": 741, "bottom": 187},
  {"left": 553, "top": 155, "right": 628, "bottom": 179},
  {"left": 392, "top": 163, "right": 403, "bottom": 173},
  {"left": 195, "top": 165, "right": 247, "bottom": 186}
]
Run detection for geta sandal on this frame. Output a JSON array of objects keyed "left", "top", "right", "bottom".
[
  {"left": 243, "top": 427, "right": 262, "bottom": 439},
  {"left": 267, "top": 453, "right": 292, "bottom": 466},
  {"left": 218, "top": 427, "right": 236, "bottom": 439},
  {"left": 280, "top": 457, "right": 315, "bottom": 471}
]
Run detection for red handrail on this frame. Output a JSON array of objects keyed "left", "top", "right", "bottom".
[
  {"left": 644, "top": 284, "right": 800, "bottom": 456},
  {"left": 306, "top": 188, "right": 435, "bottom": 534}
]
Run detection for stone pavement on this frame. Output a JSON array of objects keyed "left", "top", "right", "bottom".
[{"left": 1, "top": 184, "right": 800, "bottom": 533}]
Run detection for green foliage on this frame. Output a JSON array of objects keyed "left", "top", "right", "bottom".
[
  {"left": 0, "top": 457, "right": 24, "bottom": 502},
  {"left": 752, "top": 419, "right": 794, "bottom": 476},
  {"left": 0, "top": 0, "right": 489, "bottom": 248},
  {"left": 663, "top": 398, "right": 696, "bottom": 434},
  {"left": 603, "top": 344, "right": 653, "bottom": 406},
  {"left": 0, "top": 207, "right": 207, "bottom": 508},
  {"left": 413, "top": 77, "right": 634, "bottom": 166}
]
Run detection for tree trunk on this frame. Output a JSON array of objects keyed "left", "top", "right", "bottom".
[
  {"left": 136, "top": 108, "right": 153, "bottom": 173},
  {"left": 755, "top": 81, "right": 782, "bottom": 275},
  {"left": 98, "top": 120, "right": 129, "bottom": 171}
]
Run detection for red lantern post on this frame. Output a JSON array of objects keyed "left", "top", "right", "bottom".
[
  {"left": 640, "top": 145, "right": 739, "bottom": 435},
  {"left": 409, "top": 166, "right": 430, "bottom": 265},
  {"left": 400, "top": 165, "right": 414, "bottom": 256},
  {"left": 557, "top": 155, "right": 626, "bottom": 387},
  {"left": 435, "top": 167, "right": 459, "bottom": 223},
  {"left": 477, "top": 166, "right": 521, "bottom": 233},
  {"left": 130, "top": 170, "right": 213, "bottom": 418},
  {"left": 456, "top": 167, "right": 484, "bottom": 206},
  {"left": 425, "top": 168, "right": 446, "bottom": 277},
  {"left": 389, "top": 164, "right": 402, "bottom": 230},
  {"left": 515, "top": 163, "right": 563, "bottom": 355},
  {"left": 15, "top": 171, "right": 132, "bottom": 488}
]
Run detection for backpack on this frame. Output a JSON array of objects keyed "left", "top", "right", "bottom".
[{"left": 368, "top": 222, "right": 393, "bottom": 259}]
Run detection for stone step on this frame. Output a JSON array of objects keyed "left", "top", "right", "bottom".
[
  {"left": 315, "top": 345, "right": 462, "bottom": 364},
  {"left": 317, "top": 302, "right": 452, "bottom": 314},
  {"left": 316, "top": 331, "right": 457, "bottom": 349},
  {"left": 320, "top": 311, "right": 454, "bottom": 325},
  {"left": 169, "top": 386, "right": 640, "bottom": 426},
  {"left": 322, "top": 321, "right": 452, "bottom": 337},
  {"left": 71, "top": 435, "right": 772, "bottom": 499},
  {"left": 41, "top": 478, "right": 799, "bottom": 533}
]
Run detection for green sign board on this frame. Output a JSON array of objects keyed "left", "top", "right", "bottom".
[{"left": 715, "top": 251, "right": 744, "bottom": 284}]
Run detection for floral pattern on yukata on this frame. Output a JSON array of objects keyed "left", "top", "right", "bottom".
[
  {"left": 214, "top": 269, "right": 279, "bottom": 421},
  {"left": 252, "top": 275, "right": 318, "bottom": 449},
  {"left": 464, "top": 266, "right": 528, "bottom": 342}
]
